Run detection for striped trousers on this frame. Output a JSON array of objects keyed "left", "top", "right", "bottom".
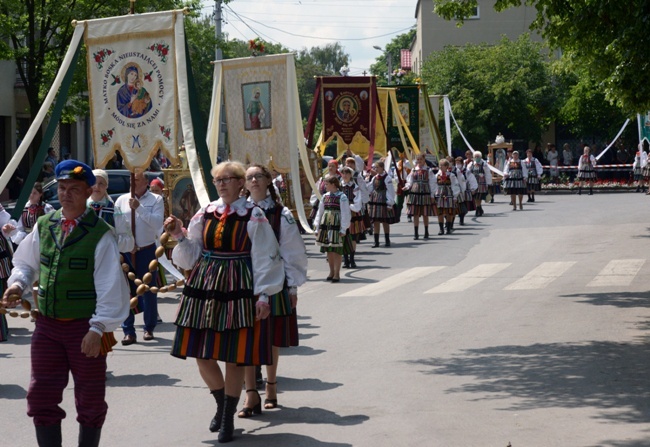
[{"left": 27, "top": 316, "right": 108, "bottom": 428}]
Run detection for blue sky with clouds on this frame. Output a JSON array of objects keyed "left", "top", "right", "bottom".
[{"left": 200, "top": 0, "right": 417, "bottom": 75}]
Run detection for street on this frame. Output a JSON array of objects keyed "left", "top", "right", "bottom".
[{"left": 2, "top": 191, "right": 650, "bottom": 447}]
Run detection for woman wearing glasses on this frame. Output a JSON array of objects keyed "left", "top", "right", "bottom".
[
  {"left": 237, "top": 165, "right": 307, "bottom": 418},
  {"left": 164, "top": 161, "right": 284, "bottom": 443}
]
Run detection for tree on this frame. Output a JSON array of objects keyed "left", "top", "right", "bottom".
[
  {"left": 431, "top": 0, "right": 650, "bottom": 114},
  {"left": 420, "top": 35, "right": 557, "bottom": 149},
  {"left": 370, "top": 28, "right": 416, "bottom": 85},
  {"left": 0, "top": 0, "right": 196, "bottom": 159}
]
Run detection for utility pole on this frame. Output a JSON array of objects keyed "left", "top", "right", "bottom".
[
  {"left": 215, "top": 0, "right": 223, "bottom": 61},
  {"left": 215, "top": 0, "right": 226, "bottom": 161}
]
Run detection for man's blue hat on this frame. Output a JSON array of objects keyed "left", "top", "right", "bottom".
[{"left": 55, "top": 160, "right": 96, "bottom": 186}]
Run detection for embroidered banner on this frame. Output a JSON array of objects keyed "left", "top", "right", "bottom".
[
  {"left": 639, "top": 112, "right": 650, "bottom": 144},
  {"left": 321, "top": 76, "right": 375, "bottom": 147},
  {"left": 84, "top": 11, "right": 179, "bottom": 170},
  {"left": 386, "top": 85, "right": 420, "bottom": 153}
]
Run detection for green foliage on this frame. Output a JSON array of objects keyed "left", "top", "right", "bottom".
[
  {"left": 421, "top": 34, "right": 557, "bottom": 149},
  {"left": 370, "top": 28, "right": 416, "bottom": 85},
  {"left": 431, "top": 0, "right": 650, "bottom": 113}
]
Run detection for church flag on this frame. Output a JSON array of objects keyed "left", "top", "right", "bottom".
[
  {"left": 84, "top": 11, "right": 180, "bottom": 170},
  {"left": 386, "top": 85, "right": 420, "bottom": 153}
]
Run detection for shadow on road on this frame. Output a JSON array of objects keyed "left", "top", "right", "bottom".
[
  {"left": 202, "top": 432, "right": 353, "bottom": 447},
  {"left": 107, "top": 373, "right": 181, "bottom": 387},
  {"left": 405, "top": 341, "right": 650, "bottom": 424},
  {"left": 561, "top": 291, "right": 650, "bottom": 308},
  {"left": 275, "top": 376, "right": 342, "bottom": 392},
  {"left": 0, "top": 383, "right": 27, "bottom": 400}
]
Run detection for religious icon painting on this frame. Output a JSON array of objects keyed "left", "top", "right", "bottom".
[{"left": 242, "top": 81, "right": 272, "bottom": 131}]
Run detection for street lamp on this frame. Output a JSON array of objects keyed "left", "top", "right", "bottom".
[{"left": 373, "top": 45, "right": 392, "bottom": 84}]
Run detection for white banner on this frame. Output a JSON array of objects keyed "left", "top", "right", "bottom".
[{"left": 83, "top": 11, "right": 180, "bottom": 170}]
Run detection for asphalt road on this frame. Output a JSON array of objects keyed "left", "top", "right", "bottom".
[{"left": 2, "top": 191, "right": 650, "bottom": 447}]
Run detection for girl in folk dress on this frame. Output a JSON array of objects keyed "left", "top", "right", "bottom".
[
  {"left": 165, "top": 161, "right": 284, "bottom": 443},
  {"left": 503, "top": 151, "right": 527, "bottom": 210},
  {"left": 309, "top": 160, "right": 339, "bottom": 226},
  {"left": 314, "top": 176, "right": 351, "bottom": 283},
  {"left": 547, "top": 144, "right": 560, "bottom": 183},
  {"left": 433, "top": 159, "right": 461, "bottom": 235},
  {"left": 454, "top": 157, "right": 478, "bottom": 226},
  {"left": 632, "top": 146, "right": 648, "bottom": 192},
  {"left": 577, "top": 145, "right": 597, "bottom": 195},
  {"left": 340, "top": 167, "right": 365, "bottom": 268},
  {"left": 523, "top": 149, "right": 544, "bottom": 203},
  {"left": 239, "top": 165, "right": 308, "bottom": 418},
  {"left": 467, "top": 152, "right": 492, "bottom": 216},
  {"left": 367, "top": 161, "right": 396, "bottom": 247},
  {"left": 404, "top": 154, "right": 435, "bottom": 240}
]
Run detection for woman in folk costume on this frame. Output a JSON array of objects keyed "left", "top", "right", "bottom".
[
  {"left": 239, "top": 165, "right": 307, "bottom": 419},
  {"left": 165, "top": 161, "right": 284, "bottom": 443},
  {"left": 314, "top": 176, "right": 351, "bottom": 283},
  {"left": 503, "top": 151, "right": 527, "bottom": 210},
  {"left": 466, "top": 152, "right": 492, "bottom": 216},
  {"left": 0, "top": 204, "right": 13, "bottom": 341},
  {"left": 577, "top": 145, "right": 597, "bottom": 195},
  {"left": 454, "top": 156, "right": 478, "bottom": 226},
  {"left": 546, "top": 143, "right": 560, "bottom": 183},
  {"left": 404, "top": 154, "right": 435, "bottom": 240},
  {"left": 309, "top": 159, "right": 339, "bottom": 226},
  {"left": 433, "top": 159, "right": 461, "bottom": 235},
  {"left": 367, "top": 161, "right": 396, "bottom": 247},
  {"left": 339, "top": 167, "right": 364, "bottom": 268},
  {"left": 632, "top": 144, "right": 648, "bottom": 193},
  {"left": 345, "top": 157, "right": 370, "bottom": 237},
  {"left": 523, "top": 149, "right": 544, "bottom": 203},
  {"left": 2, "top": 182, "right": 54, "bottom": 245}
]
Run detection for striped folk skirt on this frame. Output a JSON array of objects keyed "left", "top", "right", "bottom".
[
  {"left": 171, "top": 251, "right": 272, "bottom": 365},
  {"left": 503, "top": 176, "right": 527, "bottom": 195},
  {"left": 406, "top": 190, "right": 435, "bottom": 216},
  {"left": 633, "top": 166, "right": 643, "bottom": 181},
  {"left": 368, "top": 190, "right": 396, "bottom": 223},
  {"left": 434, "top": 186, "right": 456, "bottom": 217},
  {"left": 643, "top": 165, "right": 650, "bottom": 181},
  {"left": 348, "top": 211, "right": 366, "bottom": 236},
  {"left": 527, "top": 173, "right": 541, "bottom": 191},
  {"left": 269, "top": 287, "right": 298, "bottom": 348},
  {"left": 577, "top": 166, "right": 597, "bottom": 180},
  {"left": 317, "top": 210, "right": 344, "bottom": 254},
  {"left": 463, "top": 189, "right": 476, "bottom": 211}
]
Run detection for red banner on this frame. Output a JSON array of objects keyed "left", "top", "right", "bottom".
[{"left": 321, "top": 77, "right": 376, "bottom": 145}]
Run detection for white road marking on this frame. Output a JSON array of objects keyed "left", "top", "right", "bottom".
[
  {"left": 586, "top": 259, "right": 645, "bottom": 287},
  {"left": 338, "top": 266, "right": 446, "bottom": 297},
  {"left": 425, "top": 263, "right": 511, "bottom": 294},
  {"left": 504, "top": 261, "right": 576, "bottom": 290}
]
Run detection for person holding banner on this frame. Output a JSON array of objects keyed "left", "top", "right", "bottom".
[
  {"left": 165, "top": 161, "right": 283, "bottom": 443},
  {"left": 433, "top": 159, "right": 461, "bottom": 235},
  {"left": 367, "top": 161, "right": 396, "bottom": 247},
  {"left": 632, "top": 146, "right": 647, "bottom": 192},
  {"left": 503, "top": 151, "right": 527, "bottom": 210},
  {"left": 3, "top": 160, "right": 130, "bottom": 447},
  {"left": 523, "top": 149, "right": 544, "bottom": 203},
  {"left": 577, "top": 145, "right": 597, "bottom": 195},
  {"left": 467, "top": 152, "right": 492, "bottom": 217},
  {"left": 240, "top": 164, "right": 307, "bottom": 417},
  {"left": 339, "top": 167, "right": 364, "bottom": 267},
  {"left": 404, "top": 154, "right": 435, "bottom": 240},
  {"left": 454, "top": 157, "right": 477, "bottom": 226},
  {"left": 314, "top": 176, "right": 351, "bottom": 282}
]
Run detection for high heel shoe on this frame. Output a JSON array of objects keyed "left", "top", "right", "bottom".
[
  {"left": 237, "top": 389, "right": 262, "bottom": 418},
  {"left": 264, "top": 381, "right": 278, "bottom": 409}
]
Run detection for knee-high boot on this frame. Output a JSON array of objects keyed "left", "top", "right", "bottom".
[
  {"left": 349, "top": 252, "right": 357, "bottom": 268},
  {"left": 35, "top": 425, "right": 62, "bottom": 447},
  {"left": 372, "top": 234, "right": 380, "bottom": 248},
  {"left": 413, "top": 226, "right": 419, "bottom": 240},
  {"left": 209, "top": 388, "right": 225, "bottom": 432},
  {"left": 218, "top": 395, "right": 240, "bottom": 443},
  {"left": 78, "top": 425, "right": 102, "bottom": 447},
  {"left": 384, "top": 233, "right": 391, "bottom": 247},
  {"left": 438, "top": 222, "right": 445, "bottom": 235},
  {"left": 343, "top": 254, "right": 350, "bottom": 268},
  {"left": 423, "top": 226, "right": 430, "bottom": 239}
]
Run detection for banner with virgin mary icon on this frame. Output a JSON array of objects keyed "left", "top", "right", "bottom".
[{"left": 84, "top": 11, "right": 180, "bottom": 170}]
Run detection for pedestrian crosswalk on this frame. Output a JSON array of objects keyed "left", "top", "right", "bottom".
[{"left": 302, "top": 258, "right": 647, "bottom": 297}]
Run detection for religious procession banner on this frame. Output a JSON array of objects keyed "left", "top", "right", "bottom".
[
  {"left": 638, "top": 112, "right": 650, "bottom": 144},
  {"left": 209, "top": 54, "right": 293, "bottom": 172},
  {"left": 386, "top": 85, "right": 420, "bottom": 153},
  {"left": 320, "top": 76, "right": 377, "bottom": 157},
  {"left": 84, "top": 11, "right": 180, "bottom": 170}
]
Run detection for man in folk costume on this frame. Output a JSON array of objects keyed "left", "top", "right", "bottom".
[{"left": 2, "top": 160, "right": 130, "bottom": 447}]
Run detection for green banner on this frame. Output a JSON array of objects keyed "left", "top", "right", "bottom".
[
  {"left": 640, "top": 113, "right": 650, "bottom": 143},
  {"left": 386, "top": 85, "right": 419, "bottom": 153}
]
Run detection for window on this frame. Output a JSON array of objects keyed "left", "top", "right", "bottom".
[{"left": 468, "top": 6, "right": 480, "bottom": 19}]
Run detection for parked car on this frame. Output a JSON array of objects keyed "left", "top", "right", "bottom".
[{"left": 2, "top": 170, "right": 163, "bottom": 214}]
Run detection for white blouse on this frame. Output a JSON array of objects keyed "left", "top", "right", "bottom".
[{"left": 313, "top": 191, "right": 351, "bottom": 233}]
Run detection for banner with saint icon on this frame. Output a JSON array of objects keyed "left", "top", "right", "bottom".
[
  {"left": 84, "top": 11, "right": 180, "bottom": 170},
  {"left": 639, "top": 112, "right": 650, "bottom": 144}
]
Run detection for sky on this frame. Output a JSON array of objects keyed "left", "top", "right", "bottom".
[{"left": 200, "top": 0, "right": 418, "bottom": 75}]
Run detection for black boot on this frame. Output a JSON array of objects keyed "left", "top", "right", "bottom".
[
  {"left": 349, "top": 252, "right": 357, "bottom": 268},
  {"left": 413, "top": 226, "right": 419, "bottom": 240},
  {"left": 478, "top": 205, "right": 484, "bottom": 217},
  {"left": 218, "top": 394, "right": 240, "bottom": 443},
  {"left": 459, "top": 214, "right": 465, "bottom": 225},
  {"left": 526, "top": 194, "right": 531, "bottom": 202},
  {"left": 384, "top": 234, "right": 391, "bottom": 247},
  {"left": 589, "top": 187, "right": 593, "bottom": 195},
  {"left": 78, "top": 425, "right": 102, "bottom": 447},
  {"left": 372, "top": 234, "right": 380, "bottom": 248},
  {"left": 35, "top": 425, "right": 62, "bottom": 447},
  {"left": 578, "top": 187, "right": 581, "bottom": 195},
  {"left": 209, "top": 388, "right": 225, "bottom": 433},
  {"left": 343, "top": 254, "right": 350, "bottom": 268},
  {"left": 531, "top": 195, "right": 535, "bottom": 202},
  {"left": 438, "top": 222, "right": 445, "bottom": 235},
  {"left": 636, "top": 186, "right": 641, "bottom": 192},
  {"left": 446, "top": 222, "right": 454, "bottom": 234},
  {"left": 423, "top": 226, "right": 430, "bottom": 239}
]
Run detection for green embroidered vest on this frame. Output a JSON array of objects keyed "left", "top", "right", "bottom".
[{"left": 37, "top": 209, "right": 110, "bottom": 319}]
